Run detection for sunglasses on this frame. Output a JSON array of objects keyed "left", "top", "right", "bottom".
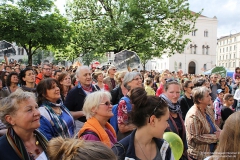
[
  {"left": 165, "top": 79, "right": 178, "bottom": 83},
  {"left": 188, "top": 86, "right": 194, "bottom": 89},
  {"left": 100, "top": 101, "right": 112, "bottom": 106},
  {"left": 148, "top": 98, "right": 167, "bottom": 123}
]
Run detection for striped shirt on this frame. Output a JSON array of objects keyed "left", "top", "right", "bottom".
[{"left": 185, "top": 105, "right": 220, "bottom": 160}]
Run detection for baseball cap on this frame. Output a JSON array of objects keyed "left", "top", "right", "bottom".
[{"left": 217, "top": 89, "right": 224, "bottom": 94}]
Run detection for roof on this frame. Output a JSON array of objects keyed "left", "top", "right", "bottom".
[{"left": 191, "top": 11, "right": 207, "bottom": 17}]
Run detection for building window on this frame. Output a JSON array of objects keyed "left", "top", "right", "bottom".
[
  {"left": 192, "top": 30, "right": 196, "bottom": 36},
  {"left": 203, "top": 64, "right": 207, "bottom": 70},
  {"left": 226, "top": 47, "right": 228, "bottom": 52},
  {"left": 190, "top": 44, "right": 197, "bottom": 54},
  {"left": 202, "top": 45, "right": 205, "bottom": 54},
  {"left": 219, "top": 56, "right": 221, "bottom": 60},
  {"left": 223, "top": 48, "right": 225, "bottom": 52},
  {"left": 233, "top": 62, "right": 235, "bottom": 67},
  {"left": 230, "top": 54, "right": 231, "bottom": 59},
  {"left": 230, "top": 46, "right": 232, "bottom": 51},
  {"left": 204, "top": 30, "right": 208, "bottom": 37},
  {"left": 234, "top": 54, "right": 235, "bottom": 58},
  {"left": 234, "top": 45, "right": 236, "bottom": 50},
  {"left": 220, "top": 48, "right": 221, "bottom": 53},
  {"left": 206, "top": 45, "right": 209, "bottom": 55},
  {"left": 235, "top": 37, "right": 237, "bottom": 42},
  {"left": 179, "top": 62, "right": 182, "bottom": 69}
]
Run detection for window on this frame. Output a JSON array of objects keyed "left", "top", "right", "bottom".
[
  {"left": 233, "top": 62, "right": 235, "bottom": 68},
  {"left": 194, "top": 46, "right": 197, "bottom": 54},
  {"left": 179, "top": 62, "right": 182, "bottom": 69},
  {"left": 192, "top": 30, "right": 196, "bottom": 36},
  {"left": 190, "top": 44, "right": 197, "bottom": 54},
  {"left": 226, "top": 47, "right": 228, "bottom": 52},
  {"left": 230, "top": 54, "right": 231, "bottom": 59},
  {"left": 203, "top": 64, "right": 207, "bottom": 70},
  {"left": 219, "top": 56, "right": 221, "bottom": 60},
  {"left": 234, "top": 45, "right": 236, "bottom": 50},
  {"left": 223, "top": 48, "right": 225, "bottom": 52},
  {"left": 204, "top": 30, "right": 208, "bottom": 37},
  {"left": 220, "top": 48, "right": 221, "bottom": 53},
  {"left": 235, "top": 37, "right": 237, "bottom": 42},
  {"left": 234, "top": 54, "right": 235, "bottom": 58},
  {"left": 206, "top": 45, "right": 209, "bottom": 55},
  {"left": 202, "top": 45, "right": 205, "bottom": 54},
  {"left": 230, "top": 46, "right": 232, "bottom": 51},
  {"left": 226, "top": 55, "right": 228, "bottom": 59}
]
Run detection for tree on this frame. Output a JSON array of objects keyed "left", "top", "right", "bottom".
[
  {"left": 0, "top": 0, "right": 71, "bottom": 66},
  {"left": 67, "top": 0, "right": 200, "bottom": 69}
]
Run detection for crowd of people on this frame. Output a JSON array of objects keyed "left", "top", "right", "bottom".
[{"left": 0, "top": 59, "right": 240, "bottom": 160}]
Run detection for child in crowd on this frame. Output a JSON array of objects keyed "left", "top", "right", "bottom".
[{"left": 220, "top": 93, "right": 234, "bottom": 129}]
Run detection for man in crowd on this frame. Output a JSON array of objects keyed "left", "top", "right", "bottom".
[
  {"left": 35, "top": 62, "right": 52, "bottom": 84},
  {"left": 64, "top": 66, "right": 99, "bottom": 123},
  {"left": 210, "top": 74, "right": 221, "bottom": 101}
]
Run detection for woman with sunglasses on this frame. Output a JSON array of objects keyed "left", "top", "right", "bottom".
[
  {"left": 78, "top": 91, "right": 117, "bottom": 148},
  {"left": 160, "top": 79, "right": 189, "bottom": 160},
  {"left": 178, "top": 80, "right": 194, "bottom": 120},
  {"left": 112, "top": 87, "right": 174, "bottom": 160}
]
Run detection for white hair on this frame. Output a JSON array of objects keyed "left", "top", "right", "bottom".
[
  {"left": 75, "top": 66, "right": 90, "bottom": 79},
  {"left": 83, "top": 91, "right": 111, "bottom": 119}
]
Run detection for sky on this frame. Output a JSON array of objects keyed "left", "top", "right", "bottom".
[{"left": 55, "top": 0, "right": 240, "bottom": 38}]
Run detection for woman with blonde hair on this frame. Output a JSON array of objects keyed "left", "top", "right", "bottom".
[
  {"left": 206, "top": 112, "right": 240, "bottom": 160},
  {"left": 78, "top": 90, "right": 117, "bottom": 147},
  {"left": 111, "top": 71, "right": 128, "bottom": 105},
  {"left": 47, "top": 137, "right": 117, "bottom": 160},
  {"left": 156, "top": 72, "right": 168, "bottom": 96},
  {"left": 144, "top": 77, "right": 155, "bottom": 95},
  {"left": 0, "top": 89, "right": 49, "bottom": 160}
]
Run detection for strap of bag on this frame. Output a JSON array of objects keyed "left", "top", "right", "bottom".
[{"left": 80, "top": 131, "right": 100, "bottom": 139}]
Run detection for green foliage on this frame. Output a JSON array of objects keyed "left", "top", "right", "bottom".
[
  {"left": 0, "top": 0, "right": 70, "bottom": 66},
  {"left": 211, "top": 66, "right": 227, "bottom": 77},
  {"left": 66, "top": 0, "right": 200, "bottom": 69}
]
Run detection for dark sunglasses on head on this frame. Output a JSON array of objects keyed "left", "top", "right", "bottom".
[
  {"left": 165, "top": 79, "right": 178, "bottom": 83},
  {"left": 148, "top": 98, "right": 167, "bottom": 123}
]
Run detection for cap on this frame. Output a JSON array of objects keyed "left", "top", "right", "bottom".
[{"left": 217, "top": 89, "right": 224, "bottom": 94}]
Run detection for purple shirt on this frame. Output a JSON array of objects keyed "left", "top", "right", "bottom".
[{"left": 81, "top": 128, "right": 117, "bottom": 147}]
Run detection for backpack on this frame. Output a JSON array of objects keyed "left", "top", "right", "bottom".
[{"left": 110, "top": 96, "right": 132, "bottom": 133}]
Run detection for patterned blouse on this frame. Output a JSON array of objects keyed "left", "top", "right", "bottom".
[{"left": 185, "top": 105, "right": 220, "bottom": 160}]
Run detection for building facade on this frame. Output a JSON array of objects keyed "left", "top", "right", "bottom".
[
  {"left": 145, "top": 14, "right": 218, "bottom": 74},
  {"left": 216, "top": 32, "right": 240, "bottom": 71}
]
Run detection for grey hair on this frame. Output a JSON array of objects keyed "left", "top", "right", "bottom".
[
  {"left": 0, "top": 88, "right": 36, "bottom": 128},
  {"left": 75, "top": 66, "right": 90, "bottom": 79},
  {"left": 123, "top": 72, "right": 142, "bottom": 91},
  {"left": 83, "top": 91, "right": 111, "bottom": 119},
  {"left": 192, "top": 86, "right": 210, "bottom": 104},
  {"left": 41, "top": 62, "right": 51, "bottom": 68}
]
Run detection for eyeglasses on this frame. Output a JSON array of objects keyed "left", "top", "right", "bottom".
[
  {"left": 188, "top": 86, "right": 194, "bottom": 89},
  {"left": 100, "top": 101, "right": 112, "bottom": 106},
  {"left": 213, "top": 77, "right": 218, "bottom": 78},
  {"left": 43, "top": 68, "right": 51, "bottom": 71},
  {"left": 132, "top": 77, "right": 143, "bottom": 81},
  {"left": 112, "top": 69, "right": 117, "bottom": 71}
]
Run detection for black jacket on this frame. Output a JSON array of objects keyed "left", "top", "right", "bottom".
[{"left": 64, "top": 85, "right": 99, "bottom": 122}]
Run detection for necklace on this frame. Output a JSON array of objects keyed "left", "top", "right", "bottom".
[
  {"left": 52, "top": 107, "right": 62, "bottom": 115},
  {"left": 136, "top": 139, "right": 152, "bottom": 160},
  {"left": 25, "top": 134, "right": 41, "bottom": 159}
]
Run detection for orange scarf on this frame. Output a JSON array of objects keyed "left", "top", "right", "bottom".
[{"left": 78, "top": 117, "right": 116, "bottom": 147}]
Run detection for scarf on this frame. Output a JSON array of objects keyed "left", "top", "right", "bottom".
[
  {"left": 160, "top": 94, "right": 181, "bottom": 113},
  {"left": 206, "top": 114, "right": 217, "bottom": 153},
  {"left": 6, "top": 128, "right": 48, "bottom": 160},
  {"left": 78, "top": 117, "right": 117, "bottom": 148},
  {"left": 42, "top": 100, "right": 75, "bottom": 138}
]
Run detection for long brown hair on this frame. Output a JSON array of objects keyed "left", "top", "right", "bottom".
[{"left": 210, "top": 112, "right": 240, "bottom": 160}]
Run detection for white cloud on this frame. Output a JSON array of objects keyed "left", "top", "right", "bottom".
[{"left": 188, "top": 0, "right": 240, "bottom": 38}]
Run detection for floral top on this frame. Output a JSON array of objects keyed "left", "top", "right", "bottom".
[{"left": 117, "top": 100, "right": 130, "bottom": 125}]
